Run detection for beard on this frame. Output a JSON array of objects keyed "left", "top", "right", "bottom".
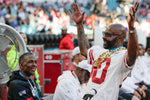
[{"left": 103, "top": 37, "right": 118, "bottom": 49}]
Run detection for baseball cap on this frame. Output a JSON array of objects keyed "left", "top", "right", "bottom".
[
  {"left": 78, "top": 60, "right": 92, "bottom": 73},
  {"left": 72, "top": 47, "right": 80, "bottom": 56}
]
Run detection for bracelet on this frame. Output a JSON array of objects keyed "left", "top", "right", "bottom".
[{"left": 129, "top": 28, "right": 136, "bottom": 34}]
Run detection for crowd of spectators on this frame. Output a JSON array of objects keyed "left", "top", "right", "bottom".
[{"left": 0, "top": 0, "right": 150, "bottom": 36}]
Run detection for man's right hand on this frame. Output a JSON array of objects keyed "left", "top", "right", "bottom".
[{"left": 69, "top": 3, "right": 85, "bottom": 25}]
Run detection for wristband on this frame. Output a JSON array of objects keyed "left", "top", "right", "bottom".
[{"left": 129, "top": 28, "right": 136, "bottom": 34}]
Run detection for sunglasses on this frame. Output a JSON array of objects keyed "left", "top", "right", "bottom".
[{"left": 102, "top": 31, "right": 121, "bottom": 37}]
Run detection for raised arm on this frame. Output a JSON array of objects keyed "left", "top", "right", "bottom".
[
  {"left": 126, "top": 1, "right": 139, "bottom": 66},
  {"left": 69, "top": 3, "right": 90, "bottom": 57}
]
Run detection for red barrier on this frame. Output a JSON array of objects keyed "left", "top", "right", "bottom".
[{"left": 44, "top": 50, "right": 72, "bottom": 94}]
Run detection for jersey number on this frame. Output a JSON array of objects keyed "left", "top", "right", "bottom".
[{"left": 91, "top": 58, "right": 111, "bottom": 84}]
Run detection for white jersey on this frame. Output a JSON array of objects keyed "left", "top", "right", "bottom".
[
  {"left": 84, "top": 46, "right": 133, "bottom": 100},
  {"left": 131, "top": 56, "right": 150, "bottom": 84},
  {"left": 53, "top": 71, "right": 83, "bottom": 100},
  {"left": 121, "top": 56, "right": 150, "bottom": 94},
  {"left": 143, "top": 52, "right": 150, "bottom": 68}
]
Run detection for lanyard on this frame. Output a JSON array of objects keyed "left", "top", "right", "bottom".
[
  {"left": 28, "top": 79, "right": 40, "bottom": 100},
  {"left": 19, "top": 72, "right": 40, "bottom": 100}
]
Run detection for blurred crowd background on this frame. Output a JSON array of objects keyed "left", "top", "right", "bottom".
[{"left": 0, "top": 0, "right": 150, "bottom": 49}]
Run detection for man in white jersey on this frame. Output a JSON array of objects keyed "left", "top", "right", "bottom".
[
  {"left": 53, "top": 60, "right": 91, "bottom": 100},
  {"left": 69, "top": 1, "right": 139, "bottom": 100},
  {"left": 119, "top": 44, "right": 149, "bottom": 100}
]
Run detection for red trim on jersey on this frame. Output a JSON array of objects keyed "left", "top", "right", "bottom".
[
  {"left": 90, "top": 61, "right": 95, "bottom": 78},
  {"left": 123, "top": 77, "right": 127, "bottom": 81},
  {"left": 119, "top": 85, "right": 122, "bottom": 88},
  {"left": 119, "top": 77, "right": 127, "bottom": 88},
  {"left": 71, "top": 71, "right": 76, "bottom": 78},
  {"left": 124, "top": 51, "right": 133, "bottom": 70},
  {"left": 89, "top": 49, "right": 94, "bottom": 64},
  {"left": 26, "top": 97, "right": 34, "bottom": 100}
]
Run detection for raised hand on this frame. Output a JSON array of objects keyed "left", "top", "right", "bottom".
[
  {"left": 127, "top": 1, "right": 139, "bottom": 30},
  {"left": 69, "top": 3, "right": 85, "bottom": 25}
]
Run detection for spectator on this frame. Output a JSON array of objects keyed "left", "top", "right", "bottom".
[
  {"left": 7, "top": 32, "right": 30, "bottom": 71},
  {"left": 36, "top": 9, "right": 49, "bottom": 32},
  {"left": 69, "top": 2, "right": 139, "bottom": 100},
  {"left": 5, "top": 6, "right": 17, "bottom": 28},
  {"left": 7, "top": 52, "right": 41, "bottom": 100},
  {"left": 20, "top": 33, "right": 40, "bottom": 85},
  {"left": 119, "top": 44, "right": 150, "bottom": 100},
  {"left": 59, "top": 26, "right": 75, "bottom": 50},
  {"left": 6, "top": 32, "right": 41, "bottom": 96},
  {"left": 53, "top": 60, "right": 91, "bottom": 100},
  {"left": 18, "top": 7, "right": 27, "bottom": 25}
]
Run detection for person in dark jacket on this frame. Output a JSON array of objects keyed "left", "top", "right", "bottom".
[{"left": 7, "top": 52, "right": 40, "bottom": 100}]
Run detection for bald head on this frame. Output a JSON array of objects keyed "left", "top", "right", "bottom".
[{"left": 106, "top": 24, "right": 126, "bottom": 38}]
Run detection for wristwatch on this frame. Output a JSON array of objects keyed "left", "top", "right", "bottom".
[{"left": 129, "top": 29, "right": 136, "bottom": 34}]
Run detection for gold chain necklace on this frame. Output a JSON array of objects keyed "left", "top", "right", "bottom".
[{"left": 93, "top": 47, "right": 126, "bottom": 67}]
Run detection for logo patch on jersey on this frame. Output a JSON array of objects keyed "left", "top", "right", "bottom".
[{"left": 18, "top": 90, "right": 26, "bottom": 96}]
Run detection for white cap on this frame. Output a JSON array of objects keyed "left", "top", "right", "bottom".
[
  {"left": 78, "top": 60, "right": 92, "bottom": 73},
  {"left": 72, "top": 47, "right": 80, "bottom": 56}
]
